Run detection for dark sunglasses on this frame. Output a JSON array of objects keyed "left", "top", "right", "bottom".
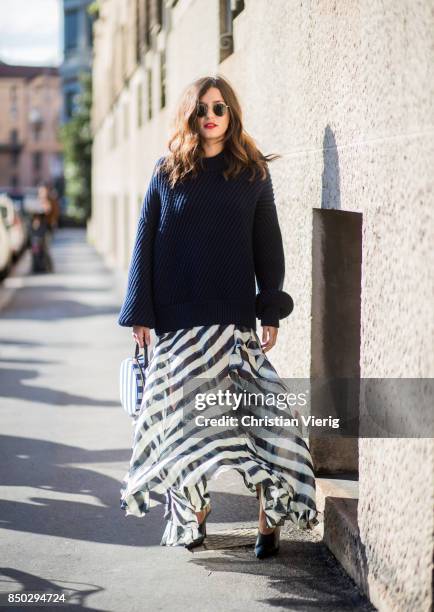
[{"left": 196, "top": 102, "right": 230, "bottom": 118}]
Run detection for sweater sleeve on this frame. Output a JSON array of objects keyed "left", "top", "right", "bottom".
[
  {"left": 118, "top": 159, "right": 162, "bottom": 328},
  {"left": 253, "top": 167, "right": 294, "bottom": 327}
]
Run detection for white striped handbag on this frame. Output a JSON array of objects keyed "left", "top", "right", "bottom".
[{"left": 119, "top": 343, "right": 150, "bottom": 417}]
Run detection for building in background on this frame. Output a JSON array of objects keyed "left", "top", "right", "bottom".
[
  {"left": 60, "top": 0, "right": 94, "bottom": 123},
  {"left": 0, "top": 61, "right": 63, "bottom": 194},
  {"left": 89, "top": 3, "right": 434, "bottom": 611}
]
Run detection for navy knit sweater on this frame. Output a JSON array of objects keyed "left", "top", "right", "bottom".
[{"left": 118, "top": 149, "right": 293, "bottom": 335}]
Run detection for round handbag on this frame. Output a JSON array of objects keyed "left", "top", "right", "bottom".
[{"left": 119, "top": 343, "right": 150, "bottom": 417}]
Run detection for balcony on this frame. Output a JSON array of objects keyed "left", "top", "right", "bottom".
[{"left": 0, "top": 134, "right": 23, "bottom": 153}]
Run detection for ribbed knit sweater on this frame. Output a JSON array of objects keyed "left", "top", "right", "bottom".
[{"left": 118, "top": 149, "right": 293, "bottom": 335}]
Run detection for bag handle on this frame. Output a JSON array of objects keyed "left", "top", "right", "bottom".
[{"left": 134, "top": 342, "right": 149, "bottom": 370}]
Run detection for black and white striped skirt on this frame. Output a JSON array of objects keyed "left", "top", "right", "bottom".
[{"left": 120, "top": 323, "right": 319, "bottom": 547}]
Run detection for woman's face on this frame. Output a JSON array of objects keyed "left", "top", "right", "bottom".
[{"left": 196, "top": 87, "right": 230, "bottom": 147}]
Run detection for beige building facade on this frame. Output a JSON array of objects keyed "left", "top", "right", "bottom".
[
  {"left": 89, "top": 2, "right": 434, "bottom": 610},
  {"left": 0, "top": 62, "right": 63, "bottom": 192}
]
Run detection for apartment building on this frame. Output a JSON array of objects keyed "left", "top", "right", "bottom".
[{"left": 0, "top": 61, "right": 63, "bottom": 192}]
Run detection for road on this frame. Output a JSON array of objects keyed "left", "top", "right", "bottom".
[{"left": 0, "top": 228, "right": 375, "bottom": 611}]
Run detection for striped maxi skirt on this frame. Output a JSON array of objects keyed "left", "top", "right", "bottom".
[{"left": 120, "top": 323, "right": 319, "bottom": 547}]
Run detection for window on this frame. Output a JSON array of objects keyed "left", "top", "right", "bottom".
[
  {"left": 10, "top": 85, "right": 18, "bottom": 120},
  {"left": 65, "top": 90, "right": 77, "bottom": 119},
  {"left": 137, "top": 82, "right": 143, "bottom": 128},
  {"left": 50, "top": 152, "right": 63, "bottom": 177},
  {"left": 155, "top": 0, "right": 169, "bottom": 32},
  {"left": 65, "top": 9, "right": 79, "bottom": 52},
  {"left": 10, "top": 129, "right": 18, "bottom": 144},
  {"left": 145, "top": 0, "right": 151, "bottom": 49},
  {"left": 86, "top": 12, "right": 94, "bottom": 47},
  {"left": 33, "top": 124, "right": 42, "bottom": 142},
  {"left": 156, "top": 0, "right": 163, "bottom": 28},
  {"left": 147, "top": 69, "right": 152, "bottom": 120},
  {"left": 33, "top": 152, "right": 42, "bottom": 172},
  {"left": 135, "top": 0, "right": 142, "bottom": 61},
  {"left": 160, "top": 51, "right": 166, "bottom": 109},
  {"left": 219, "top": 0, "right": 245, "bottom": 63},
  {"left": 232, "top": 0, "right": 245, "bottom": 19},
  {"left": 121, "top": 24, "right": 126, "bottom": 78}
]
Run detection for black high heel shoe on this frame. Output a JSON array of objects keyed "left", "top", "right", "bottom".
[
  {"left": 254, "top": 527, "right": 280, "bottom": 559},
  {"left": 185, "top": 506, "right": 212, "bottom": 551}
]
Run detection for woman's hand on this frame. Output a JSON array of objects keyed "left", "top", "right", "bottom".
[
  {"left": 261, "top": 325, "right": 278, "bottom": 352},
  {"left": 132, "top": 325, "right": 152, "bottom": 348}
]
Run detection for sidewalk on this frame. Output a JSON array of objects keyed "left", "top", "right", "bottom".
[{"left": 0, "top": 228, "right": 375, "bottom": 611}]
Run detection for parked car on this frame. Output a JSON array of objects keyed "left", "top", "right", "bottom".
[
  {"left": 0, "top": 193, "right": 28, "bottom": 261},
  {"left": 0, "top": 212, "right": 12, "bottom": 281}
]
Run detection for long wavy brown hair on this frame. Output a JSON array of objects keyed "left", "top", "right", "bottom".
[{"left": 156, "top": 75, "right": 281, "bottom": 188}]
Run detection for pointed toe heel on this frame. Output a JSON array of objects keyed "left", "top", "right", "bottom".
[
  {"left": 185, "top": 506, "right": 212, "bottom": 551},
  {"left": 254, "top": 528, "right": 280, "bottom": 559}
]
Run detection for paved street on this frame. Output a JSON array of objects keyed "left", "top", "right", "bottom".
[{"left": 0, "top": 229, "right": 374, "bottom": 611}]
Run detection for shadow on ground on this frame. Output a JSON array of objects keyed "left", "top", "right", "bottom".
[{"left": 0, "top": 435, "right": 260, "bottom": 548}]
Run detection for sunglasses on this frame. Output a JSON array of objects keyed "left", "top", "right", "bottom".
[{"left": 196, "top": 102, "right": 230, "bottom": 118}]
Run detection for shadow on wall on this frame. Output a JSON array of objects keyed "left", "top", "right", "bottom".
[
  {"left": 311, "top": 125, "right": 361, "bottom": 473},
  {"left": 321, "top": 125, "right": 341, "bottom": 211}
]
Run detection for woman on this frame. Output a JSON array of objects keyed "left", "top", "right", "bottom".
[
  {"left": 118, "top": 75, "right": 319, "bottom": 558},
  {"left": 38, "top": 183, "right": 60, "bottom": 235}
]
